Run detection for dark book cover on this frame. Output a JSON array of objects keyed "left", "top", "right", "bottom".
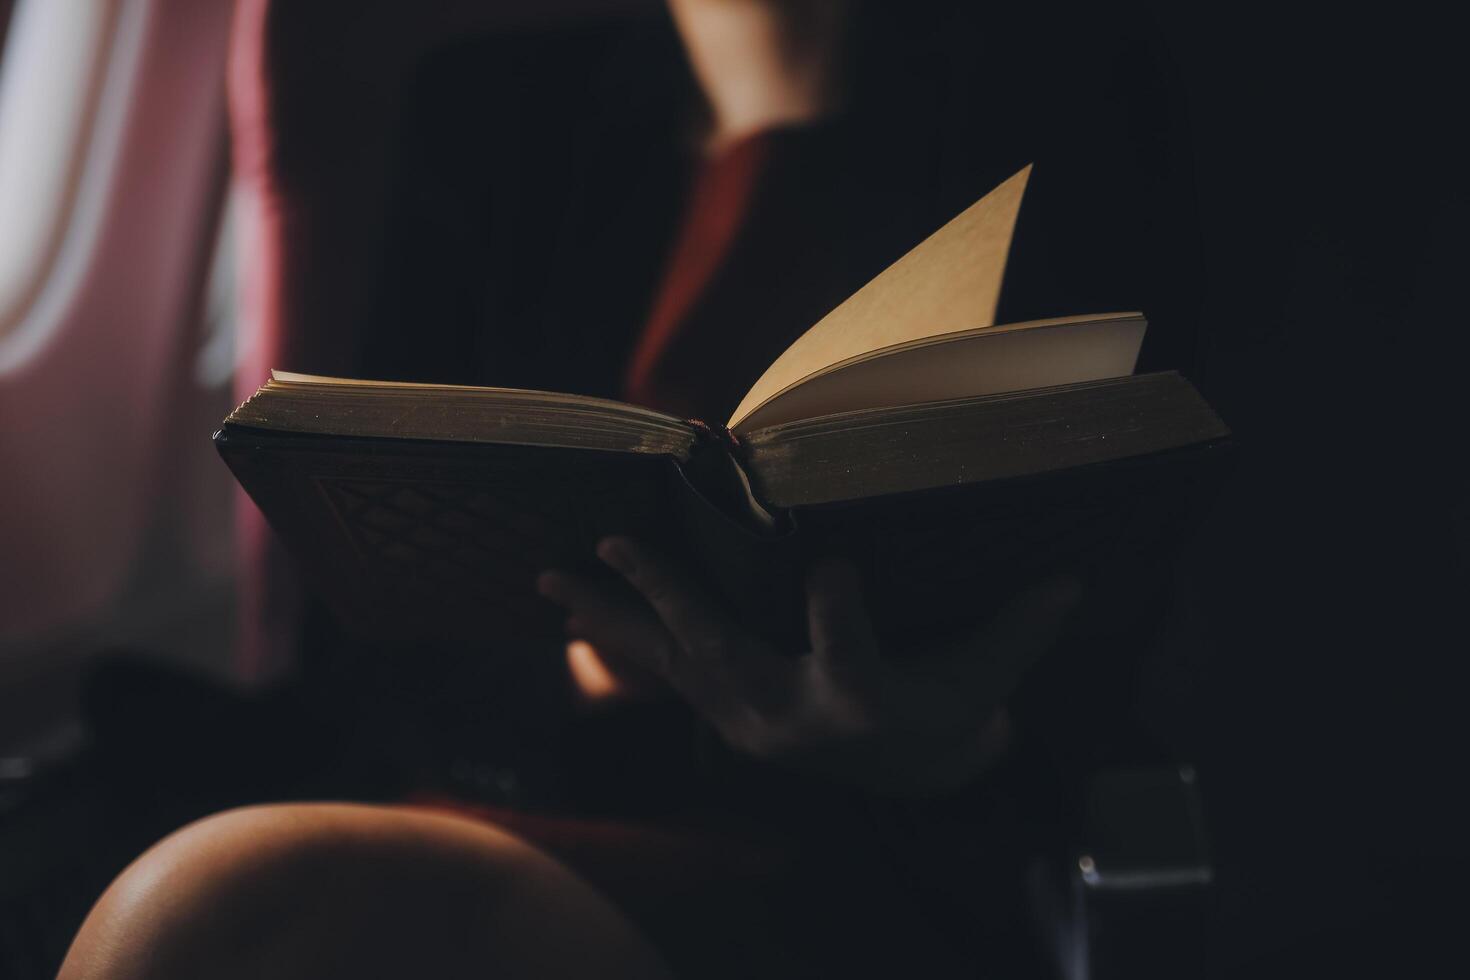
[{"left": 217, "top": 371, "right": 1230, "bottom": 657}]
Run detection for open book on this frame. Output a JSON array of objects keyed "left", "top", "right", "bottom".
[{"left": 218, "top": 167, "right": 1229, "bottom": 652}]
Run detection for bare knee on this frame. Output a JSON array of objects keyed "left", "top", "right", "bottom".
[{"left": 59, "top": 803, "right": 671, "bottom": 980}]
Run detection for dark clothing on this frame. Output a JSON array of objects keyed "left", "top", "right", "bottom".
[
  {"left": 303, "top": 6, "right": 1203, "bottom": 975},
  {"left": 367, "top": 3, "right": 1202, "bottom": 414},
  {"left": 358, "top": 0, "right": 1200, "bottom": 780}
]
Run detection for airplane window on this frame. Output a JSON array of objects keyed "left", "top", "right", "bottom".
[
  {"left": 195, "top": 185, "right": 242, "bottom": 389},
  {"left": 0, "top": 2, "right": 14, "bottom": 59},
  {"left": 0, "top": 0, "right": 119, "bottom": 352}
]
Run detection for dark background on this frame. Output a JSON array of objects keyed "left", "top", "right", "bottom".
[{"left": 1136, "top": 3, "right": 1466, "bottom": 969}]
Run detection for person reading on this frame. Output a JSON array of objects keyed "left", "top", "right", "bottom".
[{"left": 60, "top": 1, "right": 1205, "bottom": 977}]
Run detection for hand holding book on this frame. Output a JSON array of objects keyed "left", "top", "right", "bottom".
[
  {"left": 539, "top": 536, "right": 1083, "bottom": 796},
  {"left": 217, "top": 166, "right": 1229, "bottom": 663}
]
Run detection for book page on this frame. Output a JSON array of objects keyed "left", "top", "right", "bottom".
[
  {"left": 238, "top": 371, "right": 694, "bottom": 453},
  {"left": 728, "top": 165, "right": 1031, "bottom": 430},
  {"left": 734, "top": 313, "right": 1146, "bottom": 433}
]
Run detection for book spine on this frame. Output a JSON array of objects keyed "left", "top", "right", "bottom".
[
  {"left": 679, "top": 420, "right": 782, "bottom": 533},
  {"left": 685, "top": 417, "right": 740, "bottom": 454}
]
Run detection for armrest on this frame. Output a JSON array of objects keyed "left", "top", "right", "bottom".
[{"left": 1029, "top": 764, "right": 1213, "bottom": 980}]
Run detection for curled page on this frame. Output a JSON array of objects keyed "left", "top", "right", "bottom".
[{"left": 729, "top": 165, "right": 1032, "bottom": 430}]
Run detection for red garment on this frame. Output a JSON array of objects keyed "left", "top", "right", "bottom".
[
  {"left": 612, "top": 121, "right": 877, "bottom": 425},
  {"left": 624, "top": 135, "right": 772, "bottom": 413}
]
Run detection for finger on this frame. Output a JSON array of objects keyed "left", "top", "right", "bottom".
[
  {"left": 541, "top": 567, "right": 740, "bottom": 717},
  {"left": 566, "top": 640, "right": 626, "bottom": 702},
  {"left": 597, "top": 538, "right": 798, "bottom": 720},
  {"left": 955, "top": 574, "right": 1084, "bottom": 700},
  {"left": 565, "top": 639, "right": 668, "bottom": 703},
  {"left": 805, "top": 559, "right": 880, "bottom": 679},
  {"left": 596, "top": 537, "right": 746, "bottom": 669},
  {"left": 536, "top": 570, "right": 672, "bottom": 671}
]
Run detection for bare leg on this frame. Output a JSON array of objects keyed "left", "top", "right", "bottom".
[{"left": 57, "top": 803, "right": 674, "bottom": 980}]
